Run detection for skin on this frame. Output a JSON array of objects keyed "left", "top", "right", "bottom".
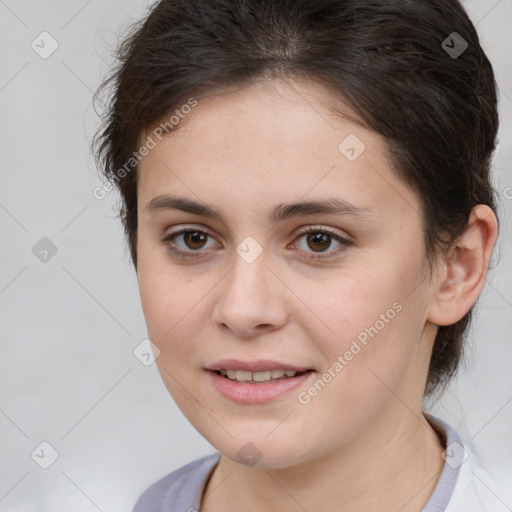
[{"left": 135, "top": 77, "right": 497, "bottom": 512}]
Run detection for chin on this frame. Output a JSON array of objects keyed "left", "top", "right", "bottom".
[{"left": 207, "top": 432, "right": 312, "bottom": 469}]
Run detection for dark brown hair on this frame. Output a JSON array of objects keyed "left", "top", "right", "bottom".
[{"left": 93, "top": 0, "right": 499, "bottom": 398}]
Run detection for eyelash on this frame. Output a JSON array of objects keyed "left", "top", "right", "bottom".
[{"left": 160, "top": 225, "right": 353, "bottom": 261}]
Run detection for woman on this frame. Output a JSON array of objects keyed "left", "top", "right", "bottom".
[{"left": 94, "top": 0, "right": 506, "bottom": 510}]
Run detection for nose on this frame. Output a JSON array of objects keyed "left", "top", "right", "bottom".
[{"left": 212, "top": 251, "right": 288, "bottom": 338}]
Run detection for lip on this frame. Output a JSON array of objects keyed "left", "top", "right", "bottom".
[
  {"left": 206, "top": 359, "right": 313, "bottom": 373},
  {"left": 207, "top": 368, "right": 315, "bottom": 404}
]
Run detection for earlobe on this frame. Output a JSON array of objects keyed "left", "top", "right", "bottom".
[{"left": 427, "top": 204, "right": 498, "bottom": 326}]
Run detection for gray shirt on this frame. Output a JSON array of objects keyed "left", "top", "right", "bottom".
[{"left": 131, "top": 414, "right": 487, "bottom": 511}]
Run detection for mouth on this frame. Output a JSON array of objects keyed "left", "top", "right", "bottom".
[
  {"left": 213, "top": 368, "right": 312, "bottom": 384},
  {"left": 206, "top": 360, "right": 315, "bottom": 404}
]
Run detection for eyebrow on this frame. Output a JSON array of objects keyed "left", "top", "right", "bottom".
[{"left": 144, "top": 195, "right": 375, "bottom": 224}]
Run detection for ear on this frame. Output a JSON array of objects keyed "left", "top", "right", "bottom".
[{"left": 427, "top": 204, "right": 498, "bottom": 326}]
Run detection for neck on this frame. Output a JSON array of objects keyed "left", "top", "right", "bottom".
[{"left": 201, "top": 410, "right": 445, "bottom": 512}]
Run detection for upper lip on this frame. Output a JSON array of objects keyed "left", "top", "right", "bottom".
[{"left": 207, "top": 359, "right": 312, "bottom": 373}]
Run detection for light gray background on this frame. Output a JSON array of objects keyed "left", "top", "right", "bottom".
[{"left": 0, "top": 1, "right": 511, "bottom": 511}]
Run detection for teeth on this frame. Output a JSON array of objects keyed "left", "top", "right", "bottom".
[
  {"left": 218, "top": 369, "right": 299, "bottom": 382},
  {"left": 235, "top": 370, "right": 252, "bottom": 381},
  {"left": 253, "top": 371, "right": 271, "bottom": 382}
]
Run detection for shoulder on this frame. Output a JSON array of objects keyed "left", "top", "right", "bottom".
[
  {"left": 426, "top": 414, "right": 508, "bottom": 512},
  {"left": 447, "top": 444, "right": 509, "bottom": 512},
  {"left": 131, "top": 452, "right": 221, "bottom": 512},
  {"left": 445, "top": 450, "right": 508, "bottom": 511}
]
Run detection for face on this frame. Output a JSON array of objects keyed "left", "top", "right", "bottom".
[{"left": 136, "top": 78, "right": 440, "bottom": 469}]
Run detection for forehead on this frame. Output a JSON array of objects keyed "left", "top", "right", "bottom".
[
  {"left": 137, "top": 78, "right": 418, "bottom": 224},
  {"left": 143, "top": 78, "right": 374, "bottom": 160}
]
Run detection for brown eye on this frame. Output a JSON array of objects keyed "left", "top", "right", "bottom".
[
  {"left": 161, "top": 228, "right": 219, "bottom": 259},
  {"left": 292, "top": 226, "right": 353, "bottom": 260},
  {"left": 305, "top": 232, "right": 333, "bottom": 252},
  {"left": 182, "top": 231, "right": 208, "bottom": 250}
]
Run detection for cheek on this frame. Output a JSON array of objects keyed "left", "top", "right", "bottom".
[
  {"left": 137, "top": 266, "right": 208, "bottom": 414},
  {"left": 138, "top": 270, "right": 202, "bottom": 348},
  {"left": 136, "top": 254, "right": 226, "bottom": 384},
  {"left": 294, "top": 288, "right": 418, "bottom": 447},
  {"left": 137, "top": 244, "right": 195, "bottom": 349},
  {"left": 305, "top": 271, "right": 400, "bottom": 350},
  {"left": 306, "top": 248, "right": 427, "bottom": 381}
]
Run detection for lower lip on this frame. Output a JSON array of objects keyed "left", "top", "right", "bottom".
[{"left": 207, "top": 370, "right": 314, "bottom": 404}]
